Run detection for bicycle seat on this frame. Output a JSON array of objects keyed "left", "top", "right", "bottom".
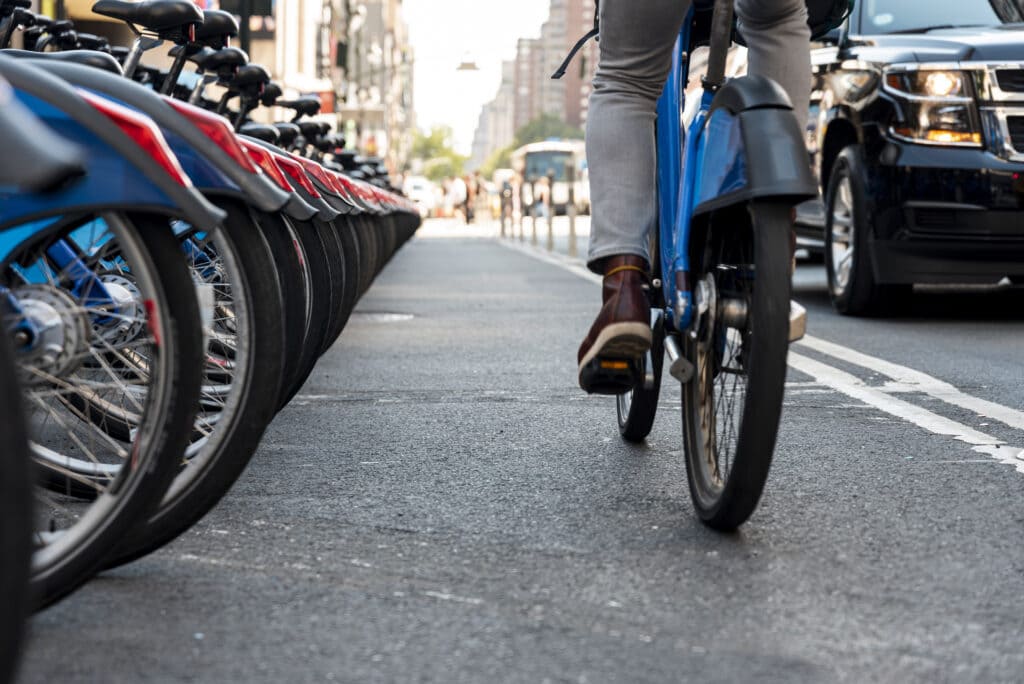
[
  {"left": 1, "top": 48, "right": 124, "bottom": 75},
  {"left": 279, "top": 96, "right": 321, "bottom": 119},
  {"left": 195, "top": 9, "right": 237, "bottom": 48},
  {"left": 36, "top": 18, "right": 74, "bottom": 34},
  {"left": 273, "top": 122, "right": 300, "bottom": 147},
  {"left": 260, "top": 81, "right": 282, "bottom": 107},
  {"left": 227, "top": 63, "right": 269, "bottom": 91},
  {"left": 191, "top": 46, "right": 247, "bottom": 72},
  {"left": 238, "top": 122, "right": 279, "bottom": 145},
  {"left": 335, "top": 149, "right": 360, "bottom": 171},
  {"left": 91, "top": 0, "right": 203, "bottom": 35},
  {"left": 0, "top": 0, "right": 32, "bottom": 15},
  {"left": 75, "top": 32, "right": 110, "bottom": 51},
  {"left": 297, "top": 120, "right": 323, "bottom": 142},
  {"left": 167, "top": 43, "right": 206, "bottom": 60}
]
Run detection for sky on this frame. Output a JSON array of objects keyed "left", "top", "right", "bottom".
[{"left": 404, "top": 0, "right": 550, "bottom": 155}]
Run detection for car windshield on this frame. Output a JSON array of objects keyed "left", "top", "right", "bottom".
[
  {"left": 861, "top": 0, "right": 1024, "bottom": 34},
  {"left": 524, "top": 151, "right": 572, "bottom": 182}
]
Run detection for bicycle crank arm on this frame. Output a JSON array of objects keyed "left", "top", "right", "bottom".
[{"left": 664, "top": 334, "right": 694, "bottom": 384}]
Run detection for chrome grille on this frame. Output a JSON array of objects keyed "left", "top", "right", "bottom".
[
  {"left": 995, "top": 69, "right": 1024, "bottom": 93},
  {"left": 1007, "top": 116, "right": 1024, "bottom": 152}
]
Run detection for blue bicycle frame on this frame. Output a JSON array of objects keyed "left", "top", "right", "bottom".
[{"left": 656, "top": 6, "right": 816, "bottom": 336}]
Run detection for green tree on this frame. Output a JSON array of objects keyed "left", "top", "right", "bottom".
[
  {"left": 411, "top": 125, "right": 466, "bottom": 182},
  {"left": 480, "top": 145, "right": 514, "bottom": 179},
  {"left": 513, "top": 114, "right": 584, "bottom": 148}
]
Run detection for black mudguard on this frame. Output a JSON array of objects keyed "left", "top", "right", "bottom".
[{"left": 693, "top": 74, "right": 817, "bottom": 217}]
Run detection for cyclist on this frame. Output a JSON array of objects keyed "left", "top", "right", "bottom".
[{"left": 578, "top": 0, "right": 811, "bottom": 393}]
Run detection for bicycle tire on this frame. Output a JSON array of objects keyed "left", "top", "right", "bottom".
[
  {"left": 680, "top": 201, "right": 790, "bottom": 530},
  {"left": 250, "top": 210, "right": 309, "bottom": 406},
  {"left": 22, "top": 211, "right": 202, "bottom": 608},
  {"left": 321, "top": 217, "right": 361, "bottom": 351},
  {"left": 102, "top": 200, "right": 284, "bottom": 569},
  {"left": 279, "top": 217, "right": 334, "bottom": 406},
  {"left": 0, "top": 333, "right": 31, "bottom": 684},
  {"left": 617, "top": 234, "right": 664, "bottom": 443}
]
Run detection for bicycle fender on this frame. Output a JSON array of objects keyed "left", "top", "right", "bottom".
[
  {"left": 0, "top": 55, "right": 225, "bottom": 231},
  {"left": 692, "top": 75, "right": 816, "bottom": 217},
  {"left": 13, "top": 59, "right": 291, "bottom": 215}
]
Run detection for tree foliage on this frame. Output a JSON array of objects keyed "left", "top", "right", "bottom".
[
  {"left": 480, "top": 145, "right": 514, "bottom": 179},
  {"left": 411, "top": 125, "right": 466, "bottom": 182},
  {"left": 513, "top": 114, "right": 584, "bottom": 148}
]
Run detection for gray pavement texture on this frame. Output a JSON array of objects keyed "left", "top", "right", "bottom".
[{"left": 18, "top": 221, "right": 1024, "bottom": 683}]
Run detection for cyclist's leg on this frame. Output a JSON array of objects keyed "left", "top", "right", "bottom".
[
  {"left": 579, "top": 0, "right": 694, "bottom": 394},
  {"left": 585, "top": 0, "right": 693, "bottom": 273},
  {"left": 735, "top": 0, "right": 811, "bottom": 131}
]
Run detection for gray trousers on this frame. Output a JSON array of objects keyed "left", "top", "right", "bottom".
[{"left": 585, "top": 0, "right": 811, "bottom": 272}]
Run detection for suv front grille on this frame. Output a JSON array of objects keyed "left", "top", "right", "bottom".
[
  {"left": 995, "top": 69, "right": 1024, "bottom": 93},
  {"left": 1006, "top": 116, "right": 1024, "bottom": 152}
]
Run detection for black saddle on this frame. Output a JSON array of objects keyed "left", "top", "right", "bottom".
[
  {"left": 75, "top": 32, "right": 110, "bottom": 51},
  {"left": 335, "top": 150, "right": 360, "bottom": 171},
  {"left": 91, "top": 0, "right": 203, "bottom": 37},
  {"left": 276, "top": 95, "right": 321, "bottom": 119},
  {"left": 297, "top": 120, "right": 323, "bottom": 142},
  {"left": 273, "top": 122, "right": 300, "bottom": 147},
  {"left": 191, "top": 46, "right": 247, "bottom": 73},
  {"left": 1, "top": 48, "right": 123, "bottom": 75},
  {"left": 260, "top": 81, "right": 282, "bottom": 107},
  {"left": 195, "top": 9, "right": 237, "bottom": 48},
  {"left": 238, "top": 122, "right": 279, "bottom": 145},
  {"left": 227, "top": 63, "right": 269, "bottom": 91}
]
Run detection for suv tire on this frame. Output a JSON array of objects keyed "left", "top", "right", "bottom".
[{"left": 824, "top": 145, "right": 909, "bottom": 316}]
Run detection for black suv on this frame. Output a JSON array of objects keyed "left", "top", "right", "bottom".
[{"left": 797, "top": 0, "right": 1024, "bottom": 315}]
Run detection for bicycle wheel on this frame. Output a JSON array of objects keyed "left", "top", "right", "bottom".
[
  {"left": 680, "top": 202, "right": 791, "bottom": 530},
  {"left": 617, "top": 236, "right": 664, "bottom": 443},
  {"left": 0, "top": 333, "right": 31, "bottom": 684},
  {"left": 102, "top": 201, "right": 284, "bottom": 568},
  {"left": 4, "top": 211, "right": 203, "bottom": 608}
]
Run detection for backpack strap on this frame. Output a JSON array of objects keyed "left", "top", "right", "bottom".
[{"left": 551, "top": 0, "right": 599, "bottom": 80}]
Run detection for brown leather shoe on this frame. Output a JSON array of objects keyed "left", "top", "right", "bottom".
[{"left": 577, "top": 255, "right": 652, "bottom": 395}]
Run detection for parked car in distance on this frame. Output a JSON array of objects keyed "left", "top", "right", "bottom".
[
  {"left": 799, "top": 0, "right": 1024, "bottom": 315},
  {"left": 403, "top": 175, "right": 439, "bottom": 218}
]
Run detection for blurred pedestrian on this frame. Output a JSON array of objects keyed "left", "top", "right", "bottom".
[{"left": 448, "top": 175, "right": 468, "bottom": 223}]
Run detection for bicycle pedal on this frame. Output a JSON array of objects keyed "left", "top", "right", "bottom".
[
  {"left": 789, "top": 301, "right": 807, "bottom": 343},
  {"left": 579, "top": 356, "right": 642, "bottom": 396}
]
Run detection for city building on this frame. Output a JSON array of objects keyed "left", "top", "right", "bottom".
[
  {"left": 470, "top": 0, "right": 597, "bottom": 174},
  {"left": 55, "top": 0, "right": 414, "bottom": 173}
]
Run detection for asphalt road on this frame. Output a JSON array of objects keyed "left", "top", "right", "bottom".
[{"left": 18, "top": 218, "right": 1024, "bottom": 683}]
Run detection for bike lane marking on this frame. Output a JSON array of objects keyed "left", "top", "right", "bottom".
[
  {"left": 797, "top": 335, "right": 1024, "bottom": 434},
  {"left": 498, "top": 236, "right": 1024, "bottom": 471},
  {"left": 789, "top": 352, "right": 1024, "bottom": 474}
]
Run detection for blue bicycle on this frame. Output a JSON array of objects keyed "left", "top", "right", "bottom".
[{"left": 614, "top": 0, "right": 816, "bottom": 529}]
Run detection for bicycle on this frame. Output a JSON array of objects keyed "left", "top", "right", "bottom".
[{"left": 612, "top": 0, "right": 817, "bottom": 530}]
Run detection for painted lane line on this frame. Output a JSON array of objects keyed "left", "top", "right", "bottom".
[
  {"left": 789, "top": 352, "right": 1024, "bottom": 474},
  {"left": 497, "top": 238, "right": 601, "bottom": 284},
  {"left": 798, "top": 335, "right": 1024, "bottom": 434},
  {"left": 502, "top": 238, "right": 1024, "bottom": 467}
]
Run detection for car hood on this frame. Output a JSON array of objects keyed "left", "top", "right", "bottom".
[{"left": 856, "top": 26, "right": 1024, "bottom": 63}]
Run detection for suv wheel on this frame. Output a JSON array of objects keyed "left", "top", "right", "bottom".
[{"left": 824, "top": 145, "right": 909, "bottom": 316}]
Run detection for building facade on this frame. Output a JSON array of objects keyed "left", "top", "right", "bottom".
[{"left": 471, "top": 0, "right": 597, "bottom": 174}]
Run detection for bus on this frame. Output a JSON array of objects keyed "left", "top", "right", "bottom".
[{"left": 511, "top": 139, "right": 590, "bottom": 216}]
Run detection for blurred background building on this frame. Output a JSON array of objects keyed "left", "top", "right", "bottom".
[
  {"left": 469, "top": 0, "right": 596, "bottom": 171},
  {"left": 48, "top": 0, "right": 415, "bottom": 173}
]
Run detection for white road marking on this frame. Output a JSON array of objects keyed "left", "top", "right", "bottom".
[
  {"left": 497, "top": 238, "right": 601, "bottom": 284},
  {"left": 798, "top": 336, "right": 1024, "bottom": 433},
  {"left": 503, "top": 237, "right": 1024, "bottom": 470},
  {"left": 789, "top": 352, "right": 1024, "bottom": 474}
]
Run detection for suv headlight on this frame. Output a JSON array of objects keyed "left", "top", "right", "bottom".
[{"left": 884, "top": 69, "right": 982, "bottom": 146}]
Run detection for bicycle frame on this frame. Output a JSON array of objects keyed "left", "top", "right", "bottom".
[{"left": 656, "top": 1, "right": 816, "bottom": 336}]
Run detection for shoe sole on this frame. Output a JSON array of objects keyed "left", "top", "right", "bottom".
[{"left": 578, "top": 322, "right": 652, "bottom": 395}]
